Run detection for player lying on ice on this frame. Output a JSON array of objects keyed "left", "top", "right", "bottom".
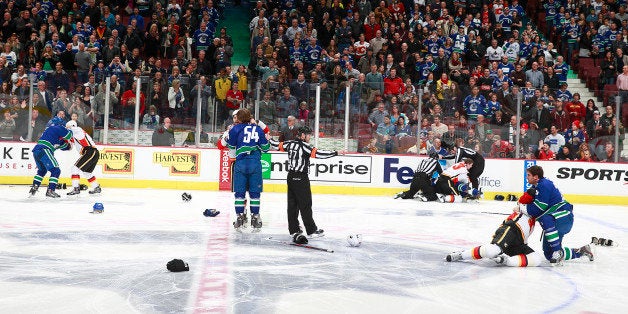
[{"left": 445, "top": 203, "right": 593, "bottom": 266}]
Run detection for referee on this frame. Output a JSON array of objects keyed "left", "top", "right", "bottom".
[
  {"left": 270, "top": 126, "right": 340, "bottom": 243},
  {"left": 443, "top": 141, "right": 485, "bottom": 191},
  {"left": 394, "top": 151, "right": 443, "bottom": 201}
]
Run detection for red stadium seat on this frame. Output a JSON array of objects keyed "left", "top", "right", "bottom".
[{"left": 603, "top": 84, "right": 618, "bottom": 106}]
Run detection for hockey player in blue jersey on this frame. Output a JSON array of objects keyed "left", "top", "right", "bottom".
[
  {"left": 516, "top": 165, "right": 593, "bottom": 264},
  {"left": 29, "top": 117, "right": 73, "bottom": 198},
  {"left": 227, "top": 108, "right": 270, "bottom": 231}
]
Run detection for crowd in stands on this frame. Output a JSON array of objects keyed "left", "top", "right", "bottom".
[
  {"left": 246, "top": 0, "right": 624, "bottom": 161},
  {"left": 0, "top": 0, "right": 234, "bottom": 141},
  {"left": 0, "top": 0, "right": 623, "bottom": 162}
]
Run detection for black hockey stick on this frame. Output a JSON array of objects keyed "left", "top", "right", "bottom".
[{"left": 266, "top": 237, "right": 334, "bottom": 253}]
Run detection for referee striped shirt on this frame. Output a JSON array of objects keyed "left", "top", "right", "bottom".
[
  {"left": 415, "top": 157, "right": 443, "bottom": 177},
  {"left": 269, "top": 139, "right": 338, "bottom": 173}
]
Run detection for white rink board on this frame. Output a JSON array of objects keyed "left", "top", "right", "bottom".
[{"left": 1, "top": 142, "right": 626, "bottom": 203}]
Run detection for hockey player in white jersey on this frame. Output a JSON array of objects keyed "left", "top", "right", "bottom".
[
  {"left": 434, "top": 158, "right": 478, "bottom": 203},
  {"left": 446, "top": 206, "right": 546, "bottom": 267},
  {"left": 65, "top": 120, "right": 101, "bottom": 195}
]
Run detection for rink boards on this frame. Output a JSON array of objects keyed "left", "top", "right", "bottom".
[{"left": 0, "top": 142, "right": 626, "bottom": 204}]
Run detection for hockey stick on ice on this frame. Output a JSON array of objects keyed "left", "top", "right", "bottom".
[{"left": 266, "top": 237, "right": 334, "bottom": 253}]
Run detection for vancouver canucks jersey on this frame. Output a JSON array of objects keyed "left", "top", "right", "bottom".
[
  {"left": 33, "top": 126, "right": 72, "bottom": 152},
  {"left": 227, "top": 123, "right": 270, "bottom": 161},
  {"left": 523, "top": 177, "right": 572, "bottom": 226}
]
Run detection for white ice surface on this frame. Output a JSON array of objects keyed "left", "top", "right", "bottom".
[{"left": 0, "top": 185, "right": 626, "bottom": 314}]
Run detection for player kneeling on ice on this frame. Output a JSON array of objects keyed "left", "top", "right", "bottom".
[
  {"left": 434, "top": 158, "right": 479, "bottom": 203},
  {"left": 269, "top": 126, "right": 341, "bottom": 244},
  {"left": 517, "top": 165, "right": 593, "bottom": 264},
  {"left": 64, "top": 120, "right": 102, "bottom": 195}
]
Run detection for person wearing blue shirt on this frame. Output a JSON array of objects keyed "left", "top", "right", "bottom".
[
  {"left": 517, "top": 165, "right": 594, "bottom": 263},
  {"left": 463, "top": 86, "right": 488, "bottom": 122},
  {"left": 227, "top": 109, "right": 270, "bottom": 231},
  {"left": 29, "top": 118, "right": 73, "bottom": 198},
  {"left": 194, "top": 22, "right": 213, "bottom": 53},
  {"left": 553, "top": 56, "right": 570, "bottom": 84}
]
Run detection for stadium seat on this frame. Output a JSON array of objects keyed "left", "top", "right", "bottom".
[{"left": 603, "top": 84, "right": 618, "bottom": 106}]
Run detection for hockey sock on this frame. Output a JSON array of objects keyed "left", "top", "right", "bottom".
[
  {"left": 563, "top": 247, "right": 578, "bottom": 260},
  {"left": 87, "top": 176, "right": 98, "bottom": 188},
  {"left": 234, "top": 198, "right": 246, "bottom": 214},
  {"left": 48, "top": 176, "right": 58, "bottom": 191},
  {"left": 502, "top": 253, "right": 543, "bottom": 267},
  {"left": 462, "top": 244, "right": 501, "bottom": 260},
  {"left": 544, "top": 226, "right": 561, "bottom": 251},
  {"left": 71, "top": 174, "right": 80, "bottom": 189},
  {"left": 32, "top": 175, "right": 43, "bottom": 187},
  {"left": 249, "top": 198, "right": 260, "bottom": 215}
]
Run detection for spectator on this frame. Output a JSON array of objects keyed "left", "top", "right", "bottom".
[
  {"left": 225, "top": 81, "right": 244, "bottom": 115},
  {"left": 376, "top": 115, "right": 395, "bottom": 154},
  {"left": 528, "top": 99, "right": 552, "bottom": 135},
  {"left": 0, "top": 111, "right": 15, "bottom": 140},
  {"left": 279, "top": 115, "right": 299, "bottom": 142},
  {"left": 586, "top": 110, "right": 607, "bottom": 139},
  {"left": 152, "top": 117, "right": 175, "bottom": 147},
  {"left": 556, "top": 145, "right": 576, "bottom": 161},
  {"left": 430, "top": 116, "right": 448, "bottom": 138},
  {"left": 142, "top": 105, "right": 160, "bottom": 130},
  {"left": 168, "top": 79, "right": 185, "bottom": 120},
  {"left": 617, "top": 65, "right": 628, "bottom": 104},
  {"left": 544, "top": 125, "right": 566, "bottom": 154},
  {"left": 525, "top": 62, "right": 544, "bottom": 89},
  {"left": 537, "top": 143, "right": 555, "bottom": 160},
  {"left": 596, "top": 142, "right": 616, "bottom": 162},
  {"left": 490, "top": 134, "right": 515, "bottom": 158}
]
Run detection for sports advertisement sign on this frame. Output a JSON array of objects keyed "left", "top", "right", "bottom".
[{"left": 264, "top": 152, "right": 372, "bottom": 183}]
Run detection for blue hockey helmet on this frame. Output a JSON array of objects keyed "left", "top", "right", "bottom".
[{"left": 93, "top": 202, "right": 104, "bottom": 211}]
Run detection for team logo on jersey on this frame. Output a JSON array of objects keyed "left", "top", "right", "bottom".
[
  {"left": 153, "top": 150, "right": 200, "bottom": 176},
  {"left": 99, "top": 149, "right": 134, "bottom": 174}
]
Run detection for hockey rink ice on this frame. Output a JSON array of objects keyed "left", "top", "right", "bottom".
[{"left": 0, "top": 186, "right": 626, "bottom": 314}]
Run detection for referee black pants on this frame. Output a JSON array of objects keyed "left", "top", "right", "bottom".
[
  {"left": 403, "top": 172, "right": 438, "bottom": 201},
  {"left": 287, "top": 172, "right": 317, "bottom": 235}
]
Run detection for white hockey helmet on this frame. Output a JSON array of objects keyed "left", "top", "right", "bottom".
[
  {"left": 347, "top": 234, "right": 362, "bottom": 247},
  {"left": 232, "top": 109, "right": 239, "bottom": 117},
  {"left": 66, "top": 120, "right": 77, "bottom": 129}
]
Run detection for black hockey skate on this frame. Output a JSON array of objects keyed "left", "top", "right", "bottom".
[
  {"left": 45, "top": 189, "right": 60, "bottom": 198},
  {"left": 88, "top": 186, "right": 101, "bottom": 194},
  {"left": 233, "top": 213, "right": 248, "bottom": 231},
  {"left": 67, "top": 187, "right": 81, "bottom": 196},
  {"left": 28, "top": 184, "right": 39, "bottom": 196},
  {"left": 250, "top": 214, "right": 262, "bottom": 231},
  {"left": 308, "top": 229, "right": 325, "bottom": 238}
]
